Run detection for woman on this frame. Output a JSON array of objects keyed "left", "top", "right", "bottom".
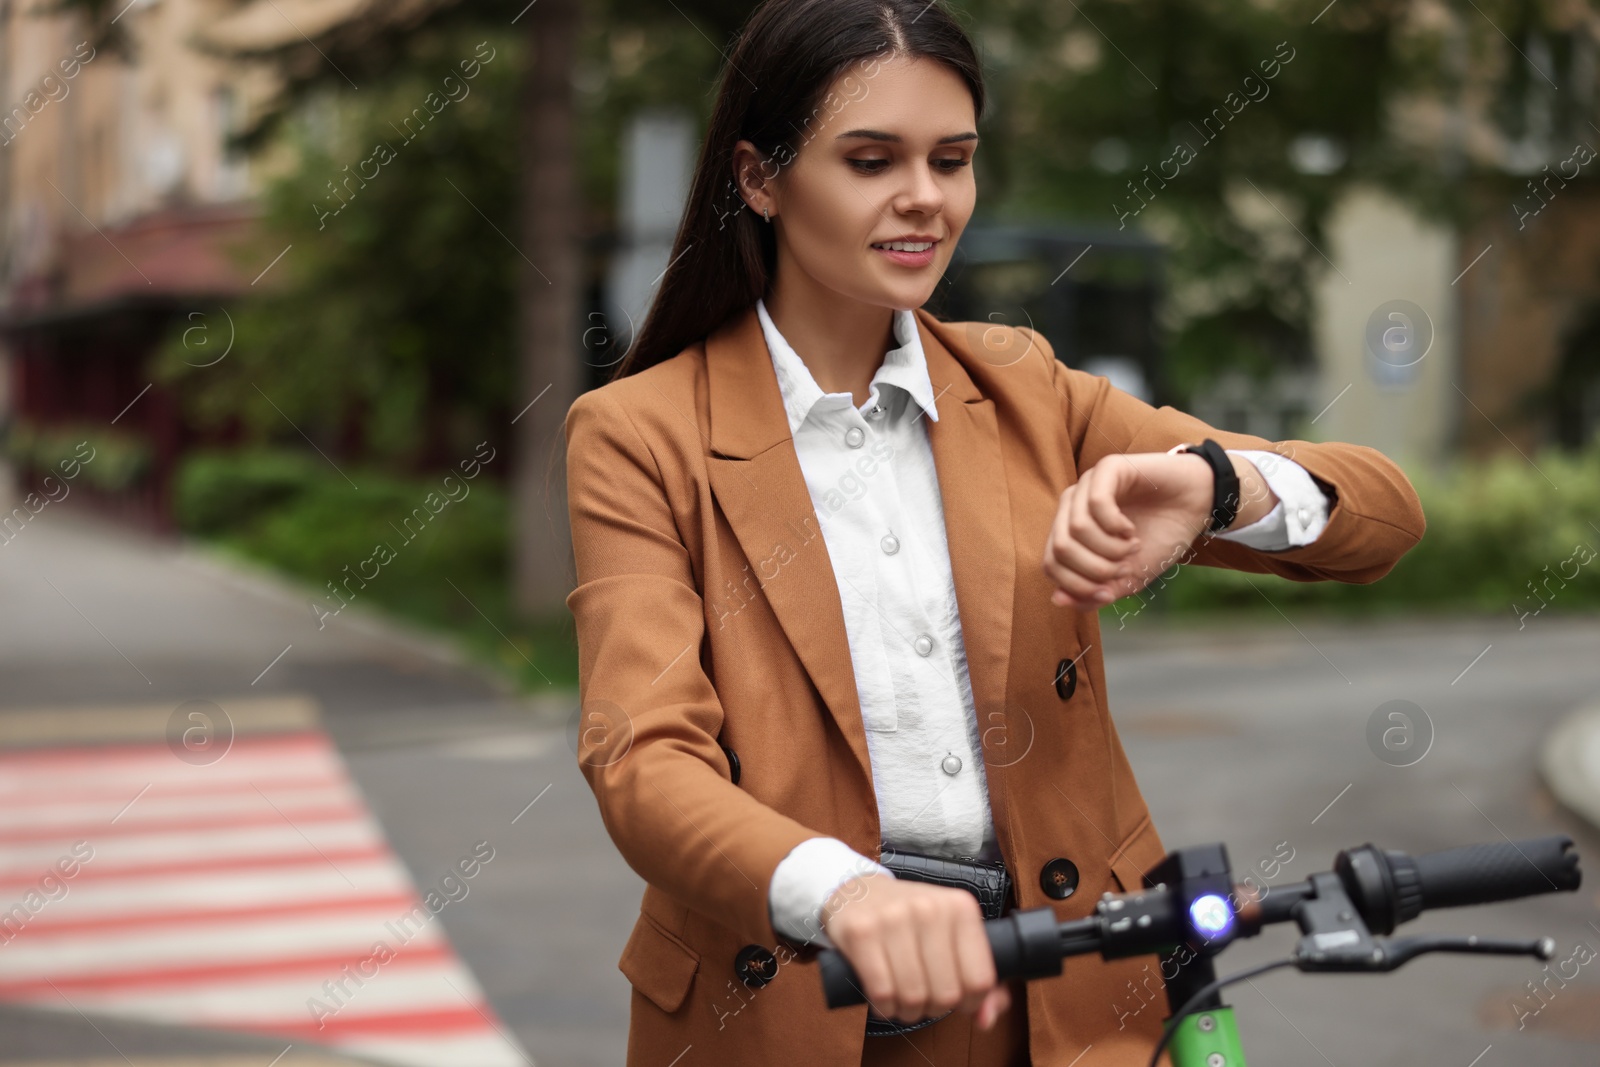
[{"left": 563, "top": 1, "right": 1426, "bottom": 1064}]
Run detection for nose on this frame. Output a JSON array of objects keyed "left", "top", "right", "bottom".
[{"left": 895, "top": 159, "right": 945, "bottom": 217}]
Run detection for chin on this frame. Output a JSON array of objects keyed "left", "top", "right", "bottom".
[
  {"left": 867, "top": 276, "right": 933, "bottom": 304},
  {"left": 898, "top": 284, "right": 939, "bottom": 310},
  {"left": 877, "top": 268, "right": 945, "bottom": 307},
  {"left": 835, "top": 270, "right": 937, "bottom": 313}
]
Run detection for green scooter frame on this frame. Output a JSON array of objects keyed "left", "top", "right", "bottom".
[{"left": 1165, "top": 1006, "right": 1247, "bottom": 1067}]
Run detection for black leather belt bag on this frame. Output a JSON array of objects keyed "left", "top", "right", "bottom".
[{"left": 864, "top": 846, "right": 1014, "bottom": 1037}]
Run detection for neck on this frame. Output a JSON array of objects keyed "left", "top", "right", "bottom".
[{"left": 765, "top": 276, "right": 899, "bottom": 409}]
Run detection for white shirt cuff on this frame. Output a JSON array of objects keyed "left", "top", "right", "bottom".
[
  {"left": 768, "top": 836, "right": 894, "bottom": 950},
  {"left": 1213, "top": 449, "right": 1331, "bottom": 552}
]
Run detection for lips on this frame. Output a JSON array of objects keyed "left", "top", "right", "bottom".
[
  {"left": 870, "top": 237, "right": 940, "bottom": 251},
  {"left": 871, "top": 240, "right": 938, "bottom": 267}
]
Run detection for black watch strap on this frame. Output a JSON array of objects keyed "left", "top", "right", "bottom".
[{"left": 1179, "top": 438, "right": 1241, "bottom": 534}]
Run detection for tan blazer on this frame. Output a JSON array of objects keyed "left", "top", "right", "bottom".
[{"left": 563, "top": 301, "right": 1426, "bottom": 1066}]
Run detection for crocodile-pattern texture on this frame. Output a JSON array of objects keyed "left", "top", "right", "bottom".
[{"left": 878, "top": 847, "right": 1013, "bottom": 919}]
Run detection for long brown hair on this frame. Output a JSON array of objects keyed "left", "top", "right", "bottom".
[{"left": 608, "top": 0, "right": 986, "bottom": 382}]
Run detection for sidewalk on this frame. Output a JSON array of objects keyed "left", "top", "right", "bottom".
[
  {"left": 0, "top": 1001, "right": 384, "bottom": 1066},
  {"left": 0, "top": 508, "right": 554, "bottom": 1067},
  {"left": 13, "top": 487, "right": 1600, "bottom": 1066}
]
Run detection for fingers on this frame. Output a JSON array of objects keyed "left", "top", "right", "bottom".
[
  {"left": 950, "top": 893, "right": 999, "bottom": 1015},
  {"left": 976, "top": 983, "right": 1011, "bottom": 1030},
  {"left": 1046, "top": 466, "right": 1140, "bottom": 605},
  {"left": 839, "top": 916, "right": 899, "bottom": 1019},
  {"left": 876, "top": 903, "right": 929, "bottom": 1022},
  {"left": 827, "top": 882, "right": 1008, "bottom": 1026},
  {"left": 1083, "top": 464, "right": 1139, "bottom": 543},
  {"left": 912, "top": 896, "right": 966, "bottom": 1017},
  {"left": 825, "top": 874, "right": 901, "bottom": 1019}
]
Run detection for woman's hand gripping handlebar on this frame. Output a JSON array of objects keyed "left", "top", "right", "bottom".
[
  {"left": 815, "top": 870, "right": 1017, "bottom": 1029},
  {"left": 819, "top": 834, "right": 1582, "bottom": 1010}
]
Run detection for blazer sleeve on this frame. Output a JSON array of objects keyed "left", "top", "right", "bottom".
[
  {"left": 564, "top": 386, "right": 824, "bottom": 948},
  {"left": 1027, "top": 327, "right": 1426, "bottom": 584}
]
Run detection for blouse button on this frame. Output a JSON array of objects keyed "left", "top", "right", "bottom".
[
  {"left": 881, "top": 533, "right": 900, "bottom": 555},
  {"left": 914, "top": 634, "right": 933, "bottom": 656},
  {"left": 845, "top": 427, "right": 865, "bottom": 448},
  {"left": 941, "top": 753, "right": 962, "bottom": 775}
]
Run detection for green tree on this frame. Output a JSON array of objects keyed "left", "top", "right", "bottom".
[
  {"left": 54, "top": 0, "right": 1595, "bottom": 621},
  {"left": 971, "top": 0, "right": 1596, "bottom": 409},
  {"left": 154, "top": 27, "right": 520, "bottom": 469}
]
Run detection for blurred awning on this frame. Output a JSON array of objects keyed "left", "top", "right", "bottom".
[{"left": 0, "top": 202, "right": 263, "bottom": 333}]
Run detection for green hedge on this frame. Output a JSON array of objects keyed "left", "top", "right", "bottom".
[
  {"left": 3, "top": 421, "right": 153, "bottom": 492},
  {"left": 175, "top": 450, "right": 326, "bottom": 536},
  {"left": 1112, "top": 438, "right": 1600, "bottom": 625},
  {"left": 173, "top": 447, "right": 575, "bottom": 688},
  {"left": 175, "top": 439, "right": 1600, "bottom": 693}
]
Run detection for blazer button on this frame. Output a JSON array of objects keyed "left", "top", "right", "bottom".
[
  {"left": 720, "top": 744, "right": 741, "bottom": 786},
  {"left": 1054, "top": 657, "right": 1078, "bottom": 701},
  {"left": 1039, "top": 858, "right": 1080, "bottom": 900},
  {"left": 734, "top": 944, "right": 779, "bottom": 988}
]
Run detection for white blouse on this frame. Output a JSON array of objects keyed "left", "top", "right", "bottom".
[{"left": 754, "top": 298, "right": 1330, "bottom": 948}]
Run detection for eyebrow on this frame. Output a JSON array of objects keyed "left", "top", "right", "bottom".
[{"left": 834, "top": 129, "right": 979, "bottom": 145}]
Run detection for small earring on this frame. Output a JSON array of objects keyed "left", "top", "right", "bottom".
[{"left": 763, "top": 207, "right": 771, "bottom": 223}]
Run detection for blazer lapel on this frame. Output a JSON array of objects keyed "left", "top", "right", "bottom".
[
  {"left": 913, "top": 310, "right": 1016, "bottom": 770},
  {"left": 704, "top": 306, "right": 876, "bottom": 792},
  {"left": 703, "top": 303, "right": 1016, "bottom": 812}
]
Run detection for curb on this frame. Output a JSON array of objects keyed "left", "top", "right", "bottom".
[{"left": 1540, "top": 701, "right": 1600, "bottom": 832}]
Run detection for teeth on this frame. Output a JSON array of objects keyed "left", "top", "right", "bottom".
[{"left": 873, "top": 241, "right": 934, "bottom": 252}]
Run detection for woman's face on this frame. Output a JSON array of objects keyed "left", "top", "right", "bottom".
[{"left": 742, "top": 54, "right": 979, "bottom": 312}]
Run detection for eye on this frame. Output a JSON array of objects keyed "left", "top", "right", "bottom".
[{"left": 847, "top": 157, "right": 972, "bottom": 175}]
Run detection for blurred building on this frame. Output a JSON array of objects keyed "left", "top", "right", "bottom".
[
  {"left": 935, "top": 224, "right": 1168, "bottom": 406},
  {"left": 1309, "top": 9, "right": 1600, "bottom": 473},
  {"left": 0, "top": 0, "right": 287, "bottom": 527},
  {"left": 2, "top": 0, "right": 1596, "bottom": 533}
]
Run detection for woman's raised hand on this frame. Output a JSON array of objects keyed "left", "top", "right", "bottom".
[
  {"left": 1042, "top": 450, "right": 1243, "bottom": 610},
  {"left": 819, "top": 872, "right": 1012, "bottom": 1029}
]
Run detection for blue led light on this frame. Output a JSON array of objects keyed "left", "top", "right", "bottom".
[{"left": 1189, "top": 893, "right": 1234, "bottom": 938}]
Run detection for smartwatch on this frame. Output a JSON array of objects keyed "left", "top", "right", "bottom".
[{"left": 1173, "top": 438, "right": 1241, "bottom": 534}]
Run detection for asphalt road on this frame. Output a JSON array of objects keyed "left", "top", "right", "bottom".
[
  {"left": 1098, "top": 609, "right": 1600, "bottom": 1067},
  {"left": 2, "top": 512, "right": 1597, "bottom": 1067}
]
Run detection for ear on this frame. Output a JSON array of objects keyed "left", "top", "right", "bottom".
[{"left": 731, "top": 139, "right": 782, "bottom": 218}]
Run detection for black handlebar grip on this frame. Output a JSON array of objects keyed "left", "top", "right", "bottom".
[
  {"left": 1410, "top": 834, "right": 1581, "bottom": 912},
  {"left": 818, "top": 941, "right": 868, "bottom": 1009},
  {"left": 819, "top": 906, "right": 1066, "bottom": 1009}
]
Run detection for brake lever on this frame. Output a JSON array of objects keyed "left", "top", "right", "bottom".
[
  {"left": 1295, "top": 933, "right": 1556, "bottom": 973},
  {"left": 1288, "top": 869, "right": 1559, "bottom": 973},
  {"left": 1374, "top": 934, "right": 1556, "bottom": 971}
]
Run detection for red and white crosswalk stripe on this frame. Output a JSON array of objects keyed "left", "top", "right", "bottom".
[{"left": 0, "top": 730, "right": 531, "bottom": 1067}]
